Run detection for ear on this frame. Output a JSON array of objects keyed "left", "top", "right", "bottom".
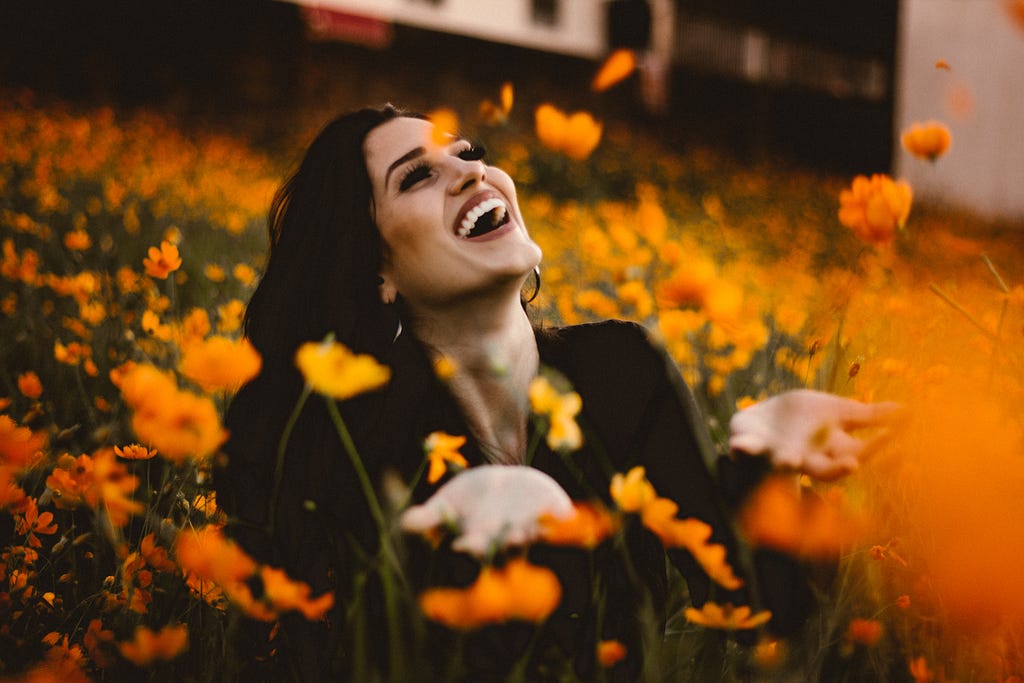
[{"left": 378, "top": 275, "right": 398, "bottom": 305}]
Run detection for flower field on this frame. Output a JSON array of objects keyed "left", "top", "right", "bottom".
[{"left": 2, "top": 73, "right": 1023, "bottom": 683}]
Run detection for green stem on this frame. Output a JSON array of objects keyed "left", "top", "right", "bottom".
[
  {"left": 324, "top": 397, "right": 387, "bottom": 532},
  {"left": 523, "top": 416, "right": 544, "bottom": 466},
  {"left": 266, "top": 385, "right": 310, "bottom": 536}
]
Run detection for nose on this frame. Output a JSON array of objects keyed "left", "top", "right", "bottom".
[{"left": 448, "top": 157, "right": 486, "bottom": 195}]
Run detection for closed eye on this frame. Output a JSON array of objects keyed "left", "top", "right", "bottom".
[
  {"left": 457, "top": 145, "right": 486, "bottom": 162},
  {"left": 398, "top": 163, "right": 432, "bottom": 192}
]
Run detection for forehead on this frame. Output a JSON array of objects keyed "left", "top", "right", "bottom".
[{"left": 363, "top": 117, "right": 436, "bottom": 183}]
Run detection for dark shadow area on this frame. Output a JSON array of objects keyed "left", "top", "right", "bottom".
[{"left": 0, "top": 0, "right": 894, "bottom": 173}]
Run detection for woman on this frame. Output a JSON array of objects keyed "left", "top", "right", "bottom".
[{"left": 217, "top": 105, "right": 894, "bottom": 681}]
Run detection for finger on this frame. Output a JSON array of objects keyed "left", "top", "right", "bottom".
[
  {"left": 803, "top": 449, "right": 859, "bottom": 482},
  {"left": 837, "top": 400, "right": 904, "bottom": 429},
  {"left": 728, "top": 431, "right": 770, "bottom": 455},
  {"left": 399, "top": 504, "right": 441, "bottom": 533}
]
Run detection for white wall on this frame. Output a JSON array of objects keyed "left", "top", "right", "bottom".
[
  {"left": 895, "top": 0, "right": 1024, "bottom": 220},
  {"left": 296, "top": 0, "right": 606, "bottom": 58}
]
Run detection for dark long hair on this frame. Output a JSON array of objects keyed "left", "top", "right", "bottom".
[
  {"left": 218, "top": 106, "right": 418, "bottom": 559},
  {"left": 245, "top": 104, "right": 415, "bottom": 367}
]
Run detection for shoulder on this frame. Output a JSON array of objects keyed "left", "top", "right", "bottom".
[{"left": 537, "top": 319, "right": 673, "bottom": 406}]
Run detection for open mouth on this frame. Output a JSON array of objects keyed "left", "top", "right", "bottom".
[{"left": 456, "top": 197, "right": 510, "bottom": 239}]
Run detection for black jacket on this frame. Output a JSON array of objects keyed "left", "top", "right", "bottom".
[{"left": 217, "top": 319, "right": 809, "bottom": 681}]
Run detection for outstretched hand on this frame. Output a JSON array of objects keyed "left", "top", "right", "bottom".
[{"left": 728, "top": 389, "right": 902, "bottom": 481}]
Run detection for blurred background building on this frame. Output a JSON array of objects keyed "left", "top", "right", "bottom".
[{"left": 1, "top": 0, "right": 1021, "bottom": 219}]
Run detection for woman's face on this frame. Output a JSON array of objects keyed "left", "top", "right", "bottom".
[{"left": 364, "top": 117, "right": 542, "bottom": 311}]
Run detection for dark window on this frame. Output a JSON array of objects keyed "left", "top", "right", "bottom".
[{"left": 532, "top": 0, "right": 559, "bottom": 26}]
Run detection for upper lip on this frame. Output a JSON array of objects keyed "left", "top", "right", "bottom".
[{"left": 453, "top": 190, "right": 507, "bottom": 236}]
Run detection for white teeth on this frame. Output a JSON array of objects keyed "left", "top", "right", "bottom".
[{"left": 458, "top": 198, "right": 507, "bottom": 239}]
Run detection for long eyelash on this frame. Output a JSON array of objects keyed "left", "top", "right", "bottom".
[
  {"left": 458, "top": 145, "right": 486, "bottom": 161},
  {"left": 398, "top": 162, "right": 431, "bottom": 191}
]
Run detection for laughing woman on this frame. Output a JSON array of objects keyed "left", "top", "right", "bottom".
[{"left": 216, "top": 105, "right": 894, "bottom": 681}]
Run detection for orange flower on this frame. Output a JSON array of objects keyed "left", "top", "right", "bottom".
[
  {"left": 845, "top": 618, "right": 883, "bottom": 646},
  {"left": 233, "top": 263, "right": 256, "bottom": 286},
  {"left": 534, "top": 104, "right": 602, "bottom": 160},
  {"left": 909, "top": 655, "right": 934, "bottom": 683},
  {"left": 0, "top": 415, "right": 46, "bottom": 466},
  {"left": 84, "top": 619, "right": 116, "bottom": 669},
  {"left": 175, "top": 525, "right": 257, "bottom": 588},
  {"left": 428, "top": 108, "right": 459, "bottom": 146},
  {"left": 17, "top": 371, "right": 42, "bottom": 399},
  {"left": 118, "top": 625, "right": 188, "bottom": 665},
  {"left": 63, "top": 229, "right": 91, "bottom": 251},
  {"left": 179, "top": 335, "right": 262, "bottom": 392},
  {"left": 684, "top": 601, "right": 772, "bottom": 631},
  {"left": 901, "top": 120, "right": 952, "bottom": 162},
  {"left": 597, "top": 639, "right": 627, "bottom": 667},
  {"left": 423, "top": 431, "right": 469, "bottom": 484},
  {"left": 295, "top": 338, "right": 391, "bottom": 400},
  {"left": 259, "top": 566, "right": 335, "bottom": 620},
  {"left": 610, "top": 466, "right": 656, "bottom": 512},
  {"left": 838, "top": 174, "right": 912, "bottom": 246},
  {"left": 479, "top": 82, "right": 514, "bottom": 125},
  {"left": 1006, "top": 0, "right": 1024, "bottom": 32},
  {"left": 539, "top": 500, "right": 619, "bottom": 549},
  {"left": 739, "top": 476, "right": 866, "bottom": 558},
  {"left": 419, "top": 557, "right": 561, "bottom": 629},
  {"left": 140, "top": 532, "right": 177, "bottom": 573},
  {"left": 142, "top": 240, "right": 182, "bottom": 279},
  {"left": 641, "top": 497, "right": 743, "bottom": 589},
  {"left": 591, "top": 48, "right": 637, "bottom": 92},
  {"left": 114, "top": 444, "right": 157, "bottom": 460},
  {"left": 15, "top": 497, "right": 58, "bottom": 548},
  {"left": 896, "top": 594, "right": 911, "bottom": 609}
]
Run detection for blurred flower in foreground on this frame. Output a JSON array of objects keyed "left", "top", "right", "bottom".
[
  {"left": 534, "top": 104, "right": 602, "bottom": 160},
  {"left": 401, "top": 465, "right": 574, "bottom": 557},
  {"left": 591, "top": 49, "right": 637, "bottom": 92},
  {"left": 739, "top": 476, "right": 865, "bottom": 558},
  {"left": 901, "top": 120, "right": 952, "bottom": 162},
  {"left": 528, "top": 374, "right": 583, "bottom": 451},
  {"left": 295, "top": 338, "right": 390, "bottom": 400},
  {"left": 479, "top": 82, "right": 514, "bottom": 125},
  {"left": 119, "top": 625, "right": 188, "bottom": 666},
  {"left": 684, "top": 602, "right": 772, "bottom": 631},
  {"left": 1006, "top": 0, "right": 1024, "bottom": 32},
  {"left": 179, "top": 335, "right": 262, "bottom": 392},
  {"left": 427, "top": 108, "right": 459, "bottom": 146},
  {"left": 838, "top": 174, "right": 912, "bottom": 246},
  {"left": 17, "top": 371, "right": 42, "bottom": 399},
  {"left": 142, "top": 240, "right": 182, "bottom": 279},
  {"left": 423, "top": 431, "right": 468, "bottom": 484},
  {"left": 418, "top": 557, "right": 561, "bottom": 629},
  {"left": 539, "top": 500, "right": 619, "bottom": 549}
]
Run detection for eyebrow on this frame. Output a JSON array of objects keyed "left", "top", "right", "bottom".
[{"left": 384, "top": 146, "right": 425, "bottom": 189}]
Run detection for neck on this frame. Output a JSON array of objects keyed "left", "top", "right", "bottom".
[{"left": 407, "top": 290, "right": 538, "bottom": 464}]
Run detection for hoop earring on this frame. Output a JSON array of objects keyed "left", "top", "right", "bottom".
[{"left": 524, "top": 265, "right": 541, "bottom": 304}]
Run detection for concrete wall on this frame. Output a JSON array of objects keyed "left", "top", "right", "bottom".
[{"left": 894, "top": 0, "right": 1024, "bottom": 220}]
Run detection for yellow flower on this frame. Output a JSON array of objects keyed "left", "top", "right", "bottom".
[
  {"left": 418, "top": 558, "right": 561, "bottom": 629},
  {"left": 424, "top": 431, "right": 469, "bottom": 484},
  {"left": 528, "top": 375, "right": 583, "bottom": 451},
  {"left": 295, "top": 338, "right": 390, "bottom": 400},
  {"left": 838, "top": 174, "right": 912, "bottom": 246},
  {"left": 233, "top": 263, "right": 256, "bottom": 286},
  {"left": 142, "top": 240, "right": 182, "bottom": 279},
  {"left": 591, "top": 48, "right": 637, "bottom": 92},
  {"left": 217, "top": 299, "right": 246, "bottom": 333},
  {"left": 204, "top": 263, "right": 226, "bottom": 282},
  {"left": 179, "top": 335, "right": 262, "bottom": 392},
  {"left": 684, "top": 602, "right": 772, "bottom": 631},
  {"left": 609, "top": 466, "right": 655, "bottom": 512},
  {"left": 534, "top": 104, "right": 602, "bottom": 160},
  {"left": 901, "top": 120, "right": 952, "bottom": 162},
  {"left": 479, "top": 82, "right": 514, "bottom": 125}
]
